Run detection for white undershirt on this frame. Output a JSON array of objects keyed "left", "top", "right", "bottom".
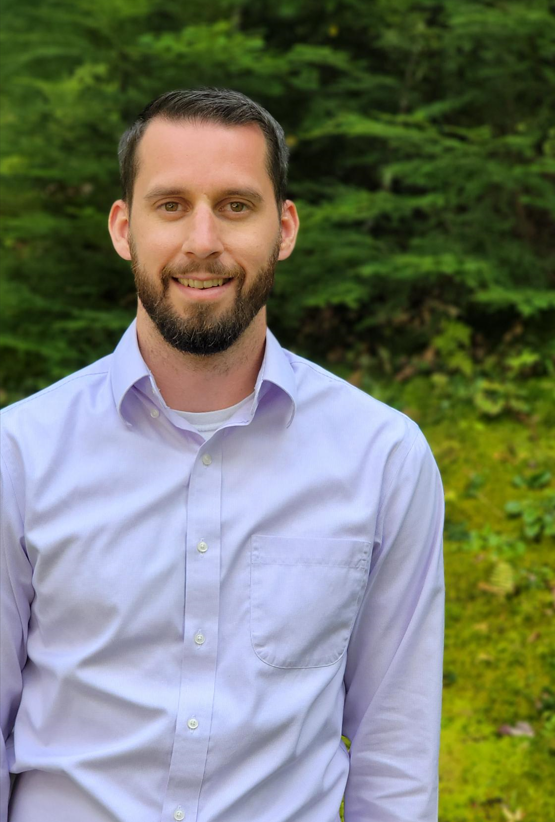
[{"left": 172, "top": 391, "right": 256, "bottom": 439}]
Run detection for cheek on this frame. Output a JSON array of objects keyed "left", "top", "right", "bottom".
[
  {"left": 234, "top": 227, "right": 278, "bottom": 265},
  {"left": 132, "top": 222, "right": 183, "bottom": 264},
  {"left": 248, "top": 239, "right": 278, "bottom": 269}
]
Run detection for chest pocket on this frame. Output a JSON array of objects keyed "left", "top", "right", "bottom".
[{"left": 250, "top": 534, "right": 371, "bottom": 669}]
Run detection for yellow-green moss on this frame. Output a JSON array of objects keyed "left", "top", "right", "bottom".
[{"left": 423, "top": 384, "right": 555, "bottom": 821}]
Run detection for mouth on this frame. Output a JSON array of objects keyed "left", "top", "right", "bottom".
[
  {"left": 174, "top": 277, "right": 233, "bottom": 290},
  {"left": 171, "top": 276, "right": 235, "bottom": 300}
]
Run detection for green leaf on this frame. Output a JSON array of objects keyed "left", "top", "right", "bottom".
[
  {"left": 505, "top": 501, "right": 523, "bottom": 517},
  {"left": 528, "top": 471, "right": 552, "bottom": 489}
]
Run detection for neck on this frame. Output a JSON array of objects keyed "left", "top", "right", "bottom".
[{"left": 135, "top": 305, "right": 267, "bottom": 412}]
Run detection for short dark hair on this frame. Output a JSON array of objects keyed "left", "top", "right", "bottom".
[{"left": 118, "top": 88, "right": 289, "bottom": 210}]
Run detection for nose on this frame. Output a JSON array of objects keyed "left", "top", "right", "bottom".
[{"left": 181, "top": 204, "right": 224, "bottom": 260}]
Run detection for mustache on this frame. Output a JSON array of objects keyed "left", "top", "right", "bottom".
[{"left": 162, "top": 260, "right": 245, "bottom": 280}]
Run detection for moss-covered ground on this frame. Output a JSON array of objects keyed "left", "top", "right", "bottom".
[{"left": 340, "top": 375, "right": 555, "bottom": 820}]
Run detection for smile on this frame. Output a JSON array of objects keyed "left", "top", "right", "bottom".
[
  {"left": 175, "top": 277, "right": 232, "bottom": 289},
  {"left": 171, "top": 277, "right": 235, "bottom": 300}
]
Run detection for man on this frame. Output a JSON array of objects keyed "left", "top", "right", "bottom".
[{"left": 0, "top": 88, "right": 445, "bottom": 821}]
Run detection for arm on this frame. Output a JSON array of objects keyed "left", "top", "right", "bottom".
[
  {"left": 1, "top": 456, "right": 33, "bottom": 821},
  {"left": 343, "top": 430, "right": 445, "bottom": 822}
]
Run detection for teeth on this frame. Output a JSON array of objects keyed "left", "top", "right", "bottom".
[{"left": 177, "top": 278, "right": 227, "bottom": 289}]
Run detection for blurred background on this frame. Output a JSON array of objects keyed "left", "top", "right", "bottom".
[{"left": 1, "top": 0, "right": 554, "bottom": 819}]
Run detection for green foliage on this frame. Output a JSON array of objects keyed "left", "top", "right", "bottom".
[
  {"left": 465, "top": 526, "right": 526, "bottom": 564},
  {"left": 1, "top": 0, "right": 554, "bottom": 402},
  {"left": 472, "top": 379, "right": 532, "bottom": 418},
  {"left": 387, "top": 317, "right": 554, "bottom": 420},
  {"left": 512, "top": 470, "right": 552, "bottom": 490},
  {"left": 423, "top": 373, "right": 531, "bottom": 420},
  {"left": 452, "top": 459, "right": 552, "bottom": 577},
  {"left": 504, "top": 495, "right": 555, "bottom": 540},
  {"left": 432, "top": 321, "right": 474, "bottom": 378}
]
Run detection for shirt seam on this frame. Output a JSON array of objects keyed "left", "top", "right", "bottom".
[
  {"left": 287, "top": 359, "right": 345, "bottom": 386},
  {"left": 1, "top": 454, "right": 32, "bottom": 629},
  {"left": 252, "top": 560, "right": 367, "bottom": 568},
  {"left": 287, "top": 358, "right": 419, "bottom": 423},
  {"left": 1, "top": 453, "right": 24, "bottom": 525},
  {"left": 0, "top": 369, "right": 110, "bottom": 417},
  {"left": 375, "top": 427, "right": 423, "bottom": 547}
]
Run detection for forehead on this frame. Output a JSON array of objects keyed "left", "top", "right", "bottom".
[{"left": 133, "top": 118, "right": 272, "bottom": 197}]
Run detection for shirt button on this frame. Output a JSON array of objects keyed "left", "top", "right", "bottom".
[
  {"left": 197, "top": 541, "right": 208, "bottom": 553},
  {"left": 150, "top": 408, "right": 160, "bottom": 418},
  {"left": 194, "top": 633, "right": 205, "bottom": 645},
  {"left": 174, "top": 809, "right": 185, "bottom": 821},
  {"left": 187, "top": 718, "right": 199, "bottom": 730},
  {"left": 201, "top": 454, "right": 212, "bottom": 466}
]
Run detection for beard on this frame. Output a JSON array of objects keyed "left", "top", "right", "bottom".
[{"left": 131, "top": 234, "right": 280, "bottom": 356}]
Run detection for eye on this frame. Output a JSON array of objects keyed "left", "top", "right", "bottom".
[
  {"left": 162, "top": 202, "right": 180, "bottom": 212},
  {"left": 226, "top": 201, "right": 249, "bottom": 214}
]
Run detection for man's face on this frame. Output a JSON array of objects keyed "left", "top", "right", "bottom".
[{"left": 113, "top": 118, "right": 296, "bottom": 356}]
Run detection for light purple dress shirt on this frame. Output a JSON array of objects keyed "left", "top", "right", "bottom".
[{"left": 0, "top": 321, "right": 444, "bottom": 822}]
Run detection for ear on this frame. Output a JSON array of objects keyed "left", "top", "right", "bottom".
[
  {"left": 108, "top": 199, "right": 132, "bottom": 261},
  {"left": 278, "top": 199, "right": 300, "bottom": 262}
]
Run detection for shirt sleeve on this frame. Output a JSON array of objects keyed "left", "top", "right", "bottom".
[
  {"left": 1, "top": 456, "right": 33, "bottom": 822},
  {"left": 342, "top": 428, "right": 445, "bottom": 822}
]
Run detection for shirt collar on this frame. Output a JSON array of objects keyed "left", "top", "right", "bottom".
[
  {"left": 110, "top": 319, "right": 297, "bottom": 428},
  {"left": 254, "top": 327, "right": 297, "bottom": 428}
]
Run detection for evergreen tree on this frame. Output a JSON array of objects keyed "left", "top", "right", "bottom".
[{"left": 1, "top": 0, "right": 553, "bottom": 402}]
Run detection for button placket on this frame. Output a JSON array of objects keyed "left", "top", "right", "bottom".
[{"left": 161, "top": 446, "right": 222, "bottom": 820}]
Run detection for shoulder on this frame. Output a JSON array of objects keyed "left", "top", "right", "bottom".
[
  {"left": 286, "top": 349, "right": 422, "bottom": 452},
  {"left": 1, "top": 355, "right": 112, "bottom": 418},
  {"left": 1, "top": 355, "right": 113, "bottom": 452}
]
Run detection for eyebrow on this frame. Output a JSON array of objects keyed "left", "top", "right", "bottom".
[{"left": 144, "top": 186, "right": 264, "bottom": 204}]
